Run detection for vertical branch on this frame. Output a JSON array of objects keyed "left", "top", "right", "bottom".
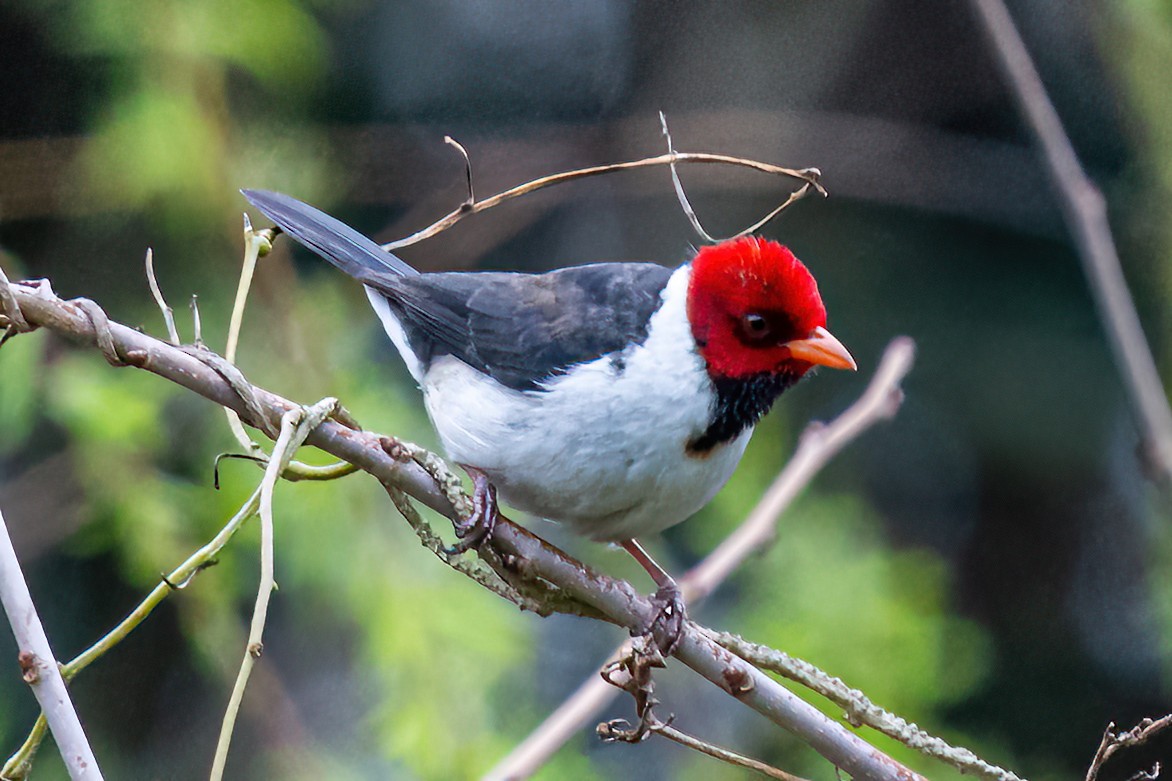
[
  {"left": 0, "top": 505, "right": 103, "bottom": 781},
  {"left": 209, "top": 398, "right": 338, "bottom": 780},
  {"left": 971, "top": 0, "right": 1172, "bottom": 481},
  {"left": 221, "top": 215, "right": 271, "bottom": 455}
]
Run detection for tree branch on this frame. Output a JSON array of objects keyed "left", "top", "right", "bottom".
[
  {"left": 0, "top": 275, "right": 925, "bottom": 781},
  {"left": 970, "top": 0, "right": 1172, "bottom": 482},
  {"left": 0, "top": 504, "right": 103, "bottom": 780}
]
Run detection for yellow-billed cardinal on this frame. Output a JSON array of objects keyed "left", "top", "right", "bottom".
[{"left": 242, "top": 189, "right": 855, "bottom": 643}]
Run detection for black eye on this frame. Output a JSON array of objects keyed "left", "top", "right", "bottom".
[{"left": 740, "top": 313, "right": 771, "bottom": 340}]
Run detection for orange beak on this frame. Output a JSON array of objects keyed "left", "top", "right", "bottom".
[{"left": 782, "top": 326, "right": 857, "bottom": 371}]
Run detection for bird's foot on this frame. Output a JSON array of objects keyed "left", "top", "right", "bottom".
[
  {"left": 444, "top": 466, "right": 498, "bottom": 555},
  {"left": 619, "top": 539, "right": 688, "bottom": 656},
  {"left": 645, "top": 580, "right": 687, "bottom": 657}
]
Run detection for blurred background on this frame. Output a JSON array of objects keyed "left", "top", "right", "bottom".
[{"left": 2, "top": 1, "right": 1171, "bottom": 779}]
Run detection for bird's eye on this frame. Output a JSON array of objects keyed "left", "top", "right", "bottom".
[{"left": 740, "top": 313, "right": 771, "bottom": 341}]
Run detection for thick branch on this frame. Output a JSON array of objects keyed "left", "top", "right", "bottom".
[
  {"left": 0, "top": 277, "right": 923, "bottom": 781},
  {"left": 711, "top": 631, "right": 1023, "bottom": 781}
]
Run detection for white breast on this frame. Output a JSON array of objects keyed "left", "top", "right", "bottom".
[{"left": 416, "top": 265, "right": 751, "bottom": 541}]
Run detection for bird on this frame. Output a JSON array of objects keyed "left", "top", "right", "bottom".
[{"left": 242, "top": 189, "right": 855, "bottom": 645}]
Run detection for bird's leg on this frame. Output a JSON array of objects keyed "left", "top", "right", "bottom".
[
  {"left": 620, "top": 539, "right": 687, "bottom": 656},
  {"left": 445, "top": 465, "right": 498, "bottom": 555}
]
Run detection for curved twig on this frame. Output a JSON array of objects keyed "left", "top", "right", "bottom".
[{"left": 382, "top": 150, "right": 825, "bottom": 251}]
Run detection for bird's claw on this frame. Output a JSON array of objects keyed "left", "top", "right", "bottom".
[
  {"left": 444, "top": 466, "right": 498, "bottom": 555},
  {"left": 645, "top": 582, "right": 687, "bottom": 657}
]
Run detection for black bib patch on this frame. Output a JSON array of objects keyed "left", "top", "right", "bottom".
[{"left": 687, "top": 372, "right": 801, "bottom": 455}]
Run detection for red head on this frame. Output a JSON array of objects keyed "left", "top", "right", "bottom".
[{"left": 686, "top": 236, "right": 855, "bottom": 380}]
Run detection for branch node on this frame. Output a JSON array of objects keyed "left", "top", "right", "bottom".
[
  {"left": 123, "top": 349, "right": 150, "bottom": 368},
  {"left": 1086, "top": 714, "right": 1172, "bottom": 781},
  {"left": 71, "top": 297, "right": 125, "bottom": 366},
  {"left": 721, "top": 665, "right": 755, "bottom": 696},
  {"left": 1126, "top": 763, "right": 1160, "bottom": 781},
  {"left": 0, "top": 265, "right": 33, "bottom": 336},
  {"left": 379, "top": 436, "right": 413, "bottom": 462},
  {"left": 17, "top": 651, "right": 39, "bottom": 684}
]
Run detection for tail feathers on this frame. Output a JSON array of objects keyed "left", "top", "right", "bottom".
[{"left": 241, "top": 189, "right": 418, "bottom": 281}]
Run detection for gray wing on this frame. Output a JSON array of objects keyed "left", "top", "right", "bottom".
[
  {"left": 384, "top": 262, "right": 675, "bottom": 391},
  {"left": 240, "top": 188, "right": 676, "bottom": 391}
]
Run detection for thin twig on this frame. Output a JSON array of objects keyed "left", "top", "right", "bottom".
[
  {"left": 444, "top": 136, "right": 474, "bottom": 206},
  {"left": 659, "top": 112, "right": 820, "bottom": 244},
  {"left": 222, "top": 215, "right": 269, "bottom": 455},
  {"left": 144, "top": 248, "right": 180, "bottom": 346},
  {"left": 209, "top": 398, "right": 337, "bottom": 781},
  {"left": 2, "top": 489, "right": 262, "bottom": 779},
  {"left": 483, "top": 338, "right": 915, "bottom": 781},
  {"left": 594, "top": 635, "right": 805, "bottom": 781},
  {"left": 970, "top": 0, "right": 1172, "bottom": 482},
  {"left": 1085, "top": 715, "right": 1172, "bottom": 781},
  {"left": 661, "top": 112, "right": 720, "bottom": 243},
  {"left": 382, "top": 150, "right": 825, "bottom": 251},
  {"left": 190, "top": 295, "right": 203, "bottom": 347},
  {"left": 223, "top": 216, "right": 360, "bottom": 483},
  {"left": 654, "top": 723, "right": 810, "bottom": 781},
  {"left": 0, "top": 505, "right": 103, "bottom": 781}
]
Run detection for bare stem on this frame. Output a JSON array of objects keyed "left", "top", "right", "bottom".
[
  {"left": 654, "top": 723, "right": 810, "bottom": 781},
  {"left": 970, "top": 0, "right": 1172, "bottom": 482},
  {"left": 145, "top": 248, "right": 180, "bottom": 346},
  {"left": 209, "top": 399, "right": 337, "bottom": 781},
  {"left": 223, "top": 215, "right": 268, "bottom": 455},
  {"left": 0, "top": 505, "right": 103, "bottom": 780},
  {"left": 2, "top": 489, "right": 262, "bottom": 779},
  {"left": 222, "top": 216, "right": 359, "bottom": 483}
]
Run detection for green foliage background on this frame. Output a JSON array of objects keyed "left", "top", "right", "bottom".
[{"left": 2, "top": 1, "right": 1172, "bottom": 779}]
